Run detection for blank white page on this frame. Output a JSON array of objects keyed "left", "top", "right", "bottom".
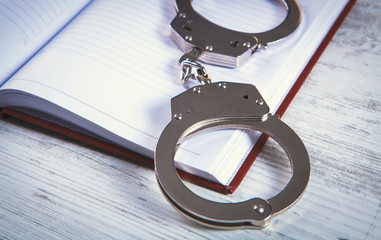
[
  {"left": 1, "top": 0, "right": 349, "bottom": 185},
  {"left": 0, "top": 0, "right": 91, "bottom": 85}
]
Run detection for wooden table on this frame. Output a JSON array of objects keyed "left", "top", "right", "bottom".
[{"left": 1, "top": 1, "right": 380, "bottom": 239}]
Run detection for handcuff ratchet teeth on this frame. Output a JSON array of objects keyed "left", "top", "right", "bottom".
[{"left": 155, "top": 0, "right": 309, "bottom": 229}]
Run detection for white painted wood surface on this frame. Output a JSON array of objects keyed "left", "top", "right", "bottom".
[{"left": 1, "top": 1, "right": 380, "bottom": 239}]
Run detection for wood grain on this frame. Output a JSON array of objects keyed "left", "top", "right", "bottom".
[{"left": 1, "top": 0, "right": 380, "bottom": 239}]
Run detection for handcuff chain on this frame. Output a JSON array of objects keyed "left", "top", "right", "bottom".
[{"left": 179, "top": 48, "right": 211, "bottom": 85}]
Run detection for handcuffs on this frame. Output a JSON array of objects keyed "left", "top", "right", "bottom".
[{"left": 155, "top": 0, "right": 310, "bottom": 229}]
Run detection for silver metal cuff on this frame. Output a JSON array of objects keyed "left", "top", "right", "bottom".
[
  {"left": 155, "top": 82, "right": 310, "bottom": 229},
  {"left": 170, "top": 0, "right": 302, "bottom": 67}
]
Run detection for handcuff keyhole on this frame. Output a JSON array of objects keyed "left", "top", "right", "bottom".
[
  {"left": 243, "top": 94, "right": 249, "bottom": 99},
  {"left": 183, "top": 25, "right": 192, "bottom": 31},
  {"left": 230, "top": 40, "right": 239, "bottom": 47}
]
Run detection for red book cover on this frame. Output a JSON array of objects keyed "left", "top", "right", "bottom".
[{"left": 0, "top": 0, "right": 357, "bottom": 194}]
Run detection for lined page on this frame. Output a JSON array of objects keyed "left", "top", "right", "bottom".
[
  {"left": 1, "top": 0, "right": 349, "bottom": 185},
  {"left": 0, "top": 0, "right": 91, "bottom": 85}
]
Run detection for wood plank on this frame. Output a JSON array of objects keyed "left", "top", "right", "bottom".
[{"left": 1, "top": 0, "right": 380, "bottom": 239}]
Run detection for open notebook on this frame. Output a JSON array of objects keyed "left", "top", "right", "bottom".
[{"left": 0, "top": 0, "right": 355, "bottom": 191}]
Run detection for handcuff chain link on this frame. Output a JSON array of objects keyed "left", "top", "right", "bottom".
[
  {"left": 180, "top": 59, "right": 211, "bottom": 85},
  {"left": 179, "top": 48, "right": 211, "bottom": 85}
]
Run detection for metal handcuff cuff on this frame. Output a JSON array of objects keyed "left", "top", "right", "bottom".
[{"left": 155, "top": 0, "right": 310, "bottom": 229}]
